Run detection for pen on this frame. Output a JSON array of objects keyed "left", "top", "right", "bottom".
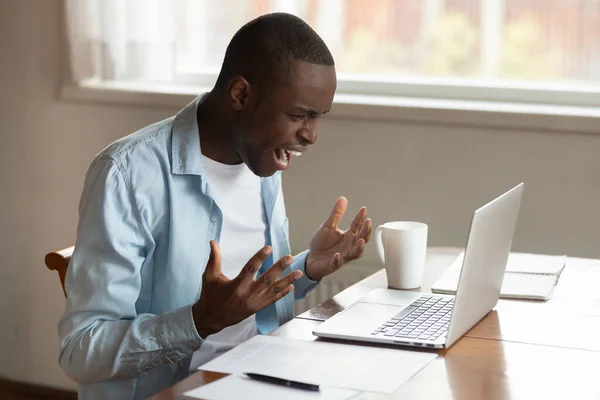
[{"left": 245, "top": 372, "right": 320, "bottom": 392}]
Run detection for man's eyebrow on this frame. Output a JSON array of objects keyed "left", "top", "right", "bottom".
[{"left": 296, "top": 106, "right": 330, "bottom": 116}]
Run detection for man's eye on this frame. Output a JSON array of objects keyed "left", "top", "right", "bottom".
[{"left": 290, "top": 114, "right": 305, "bottom": 121}]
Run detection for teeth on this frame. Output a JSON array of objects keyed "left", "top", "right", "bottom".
[
  {"left": 277, "top": 149, "right": 289, "bottom": 166},
  {"left": 288, "top": 150, "right": 302, "bottom": 156}
]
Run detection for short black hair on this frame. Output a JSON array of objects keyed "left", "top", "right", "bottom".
[{"left": 215, "top": 13, "right": 335, "bottom": 88}]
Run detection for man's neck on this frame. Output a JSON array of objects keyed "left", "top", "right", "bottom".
[{"left": 196, "top": 91, "right": 241, "bottom": 164}]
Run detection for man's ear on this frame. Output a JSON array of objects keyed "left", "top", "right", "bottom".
[{"left": 228, "top": 76, "right": 252, "bottom": 111}]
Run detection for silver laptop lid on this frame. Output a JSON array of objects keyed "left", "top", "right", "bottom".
[{"left": 445, "top": 183, "right": 524, "bottom": 347}]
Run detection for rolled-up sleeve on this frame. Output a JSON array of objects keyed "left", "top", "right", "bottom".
[{"left": 58, "top": 158, "right": 202, "bottom": 383}]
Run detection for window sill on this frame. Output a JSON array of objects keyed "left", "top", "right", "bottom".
[{"left": 61, "top": 81, "right": 600, "bottom": 135}]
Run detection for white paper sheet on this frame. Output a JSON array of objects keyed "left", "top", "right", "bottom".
[
  {"left": 183, "top": 374, "right": 362, "bottom": 400},
  {"left": 199, "top": 335, "right": 437, "bottom": 394}
]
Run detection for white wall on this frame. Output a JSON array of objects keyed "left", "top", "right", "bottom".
[{"left": 1, "top": 0, "right": 599, "bottom": 390}]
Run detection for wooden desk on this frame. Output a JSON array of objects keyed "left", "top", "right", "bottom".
[
  {"left": 299, "top": 247, "right": 600, "bottom": 352},
  {"left": 152, "top": 248, "right": 600, "bottom": 399}
]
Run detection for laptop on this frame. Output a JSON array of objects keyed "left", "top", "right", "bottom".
[{"left": 313, "top": 183, "right": 524, "bottom": 349}]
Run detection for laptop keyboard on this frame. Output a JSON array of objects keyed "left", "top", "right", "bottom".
[{"left": 371, "top": 295, "right": 453, "bottom": 341}]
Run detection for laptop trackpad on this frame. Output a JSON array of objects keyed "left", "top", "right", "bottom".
[{"left": 318, "top": 302, "right": 405, "bottom": 337}]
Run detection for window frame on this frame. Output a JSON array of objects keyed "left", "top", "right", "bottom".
[{"left": 173, "top": 68, "right": 600, "bottom": 109}]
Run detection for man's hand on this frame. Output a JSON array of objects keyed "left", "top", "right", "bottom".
[
  {"left": 192, "top": 241, "right": 301, "bottom": 338},
  {"left": 305, "top": 197, "right": 372, "bottom": 281}
]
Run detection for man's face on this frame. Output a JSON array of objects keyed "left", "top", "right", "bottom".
[{"left": 234, "top": 60, "right": 337, "bottom": 177}]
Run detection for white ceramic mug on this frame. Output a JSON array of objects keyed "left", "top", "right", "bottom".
[{"left": 375, "top": 221, "right": 428, "bottom": 289}]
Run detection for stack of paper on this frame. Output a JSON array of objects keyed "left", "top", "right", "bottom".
[
  {"left": 189, "top": 335, "right": 437, "bottom": 396},
  {"left": 431, "top": 252, "right": 567, "bottom": 301}
]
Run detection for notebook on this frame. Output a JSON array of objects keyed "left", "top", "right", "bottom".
[{"left": 431, "top": 252, "right": 567, "bottom": 301}]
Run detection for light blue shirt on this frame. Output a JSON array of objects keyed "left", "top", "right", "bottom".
[{"left": 58, "top": 96, "right": 319, "bottom": 400}]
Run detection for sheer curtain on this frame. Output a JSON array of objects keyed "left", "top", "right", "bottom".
[
  {"left": 65, "top": 0, "right": 600, "bottom": 101},
  {"left": 64, "top": 0, "right": 344, "bottom": 85},
  {"left": 65, "top": 0, "right": 178, "bottom": 82}
]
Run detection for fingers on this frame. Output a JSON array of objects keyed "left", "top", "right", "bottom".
[
  {"left": 328, "top": 252, "right": 342, "bottom": 273},
  {"left": 328, "top": 236, "right": 366, "bottom": 273},
  {"left": 266, "top": 269, "right": 302, "bottom": 297},
  {"left": 204, "top": 240, "right": 222, "bottom": 279},
  {"left": 255, "top": 254, "right": 295, "bottom": 290},
  {"left": 322, "top": 197, "right": 348, "bottom": 229},
  {"left": 359, "top": 218, "right": 372, "bottom": 243},
  {"left": 261, "top": 284, "right": 295, "bottom": 308},
  {"left": 254, "top": 255, "right": 300, "bottom": 310},
  {"left": 350, "top": 238, "right": 366, "bottom": 260},
  {"left": 349, "top": 207, "right": 367, "bottom": 235},
  {"left": 237, "top": 246, "right": 273, "bottom": 285}
]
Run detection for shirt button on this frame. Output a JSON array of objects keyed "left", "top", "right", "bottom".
[{"left": 211, "top": 215, "right": 217, "bottom": 223}]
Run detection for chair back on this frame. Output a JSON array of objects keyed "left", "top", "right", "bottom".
[{"left": 45, "top": 245, "right": 74, "bottom": 297}]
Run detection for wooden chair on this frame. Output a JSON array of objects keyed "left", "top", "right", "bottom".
[{"left": 45, "top": 245, "right": 74, "bottom": 297}]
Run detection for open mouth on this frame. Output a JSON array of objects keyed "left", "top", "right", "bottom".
[{"left": 273, "top": 148, "right": 302, "bottom": 170}]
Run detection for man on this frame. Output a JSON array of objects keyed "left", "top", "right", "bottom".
[{"left": 59, "top": 13, "right": 371, "bottom": 399}]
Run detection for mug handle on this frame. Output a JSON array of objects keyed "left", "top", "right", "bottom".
[{"left": 375, "top": 225, "right": 385, "bottom": 266}]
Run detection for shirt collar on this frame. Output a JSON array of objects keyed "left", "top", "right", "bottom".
[{"left": 171, "top": 94, "right": 206, "bottom": 177}]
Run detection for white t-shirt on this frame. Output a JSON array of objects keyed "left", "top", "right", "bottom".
[{"left": 189, "top": 156, "right": 267, "bottom": 370}]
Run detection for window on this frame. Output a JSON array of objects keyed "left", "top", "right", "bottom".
[{"left": 66, "top": 0, "right": 600, "bottom": 107}]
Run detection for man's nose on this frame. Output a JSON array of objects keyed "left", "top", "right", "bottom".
[{"left": 298, "top": 120, "right": 318, "bottom": 146}]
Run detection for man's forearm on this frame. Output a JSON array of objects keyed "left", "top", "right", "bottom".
[{"left": 59, "top": 305, "right": 202, "bottom": 383}]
